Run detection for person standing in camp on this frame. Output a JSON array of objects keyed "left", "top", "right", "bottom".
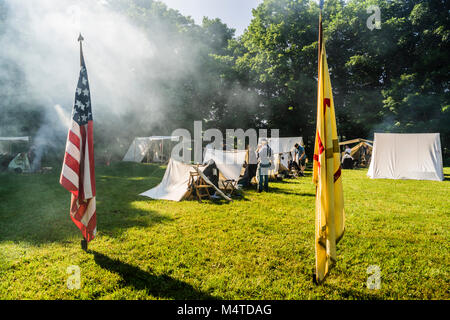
[
  {"left": 344, "top": 144, "right": 352, "bottom": 155},
  {"left": 294, "top": 143, "right": 306, "bottom": 177},
  {"left": 341, "top": 150, "right": 354, "bottom": 169},
  {"left": 248, "top": 143, "right": 258, "bottom": 178},
  {"left": 256, "top": 139, "right": 273, "bottom": 192}
]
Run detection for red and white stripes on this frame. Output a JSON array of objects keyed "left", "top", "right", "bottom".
[{"left": 60, "top": 120, "right": 96, "bottom": 242}]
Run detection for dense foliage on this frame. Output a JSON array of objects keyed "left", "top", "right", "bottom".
[{"left": 0, "top": 0, "right": 448, "bottom": 162}]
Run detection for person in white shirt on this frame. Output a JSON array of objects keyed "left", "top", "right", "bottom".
[
  {"left": 344, "top": 145, "right": 352, "bottom": 155},
  {"left": 203, "top": 142, "right": 215, "bottom": 162},
  {"left": 256, "top": 139, "right": 273, "bottom": 192}
]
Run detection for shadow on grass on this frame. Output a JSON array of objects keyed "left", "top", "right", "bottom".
[
  {"left": 169, "top": 185, "right": 252, "bottom": 205},
  {"left": 99, "top": 208, "right": 173, "bottom": 239},
  {"left": 271, "top": 176, "right": 308, "bottom": 183},
  {"left": 179, "top": 193, "right": 251, "bottom": 205},
  {"left": 325, "top": 284, "right": 383, "bottom": 300},
  {"left": 91, "top": 250, "right": 218, "bottom": 300},
  {"left": 268, "top": 186, "right": 315, "bottom": 197},
  {"left": 302, "top": 172, "right": 313, "bottom": 178},
  {"left": 0, "top": 162, "right": 172, "bottom": 244}
]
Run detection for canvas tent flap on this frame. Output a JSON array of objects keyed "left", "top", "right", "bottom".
[
  {"left": 277, "top": 152, "right": 292, "bottom": 171},
  {"left": 203, "top": 149, "right": 247, "bottom": 181},
  {"left": 123, "top": 136, "right": 180, "bottom": 162},
  {"left": 349, "top": 142, "right": 372, "bottom": 157},
  {"left": 339, "top": 138, "right": 372, "bottom": 146},
  {"left": 139, "top": 158, "right": 231, "bottom": 202},
  {"left": 139, "top": 158, "right": 198, "bottom": 201},
  {"left": 8, "top": 153, "right": 31, "bottom": 173},
  {"left": 368, "top": 133, "right": 444, "bottom": 181},
  {"left": 123, "top": 138, "right": 146, "bottom": 162}
]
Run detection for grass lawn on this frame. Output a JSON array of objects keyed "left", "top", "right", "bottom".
[{"left": 0, "top": 162, "right": 449, "bottom": 300}]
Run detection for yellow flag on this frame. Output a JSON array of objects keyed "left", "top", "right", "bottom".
[{"left": 312, "top": 31, "right": 345, "bottom": 284}]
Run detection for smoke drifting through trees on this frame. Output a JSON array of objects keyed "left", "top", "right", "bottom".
[
  {"left": 0, "top": 0, "right": 448, "bottom": 165},
  {"left": 0, "top": 0, "right": 173, "bottom": 166}
]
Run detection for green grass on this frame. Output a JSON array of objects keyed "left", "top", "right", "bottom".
[{"left": 0, "top": 162, "right": 449, "bottom": 300}]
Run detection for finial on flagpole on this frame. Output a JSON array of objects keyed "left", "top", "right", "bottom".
[{"left": 78, "top": 33, "right": 85, "bottom": 67}]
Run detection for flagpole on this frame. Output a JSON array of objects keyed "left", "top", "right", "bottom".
[
  {"left": 318, "top": 0, "right": 323, "bottom": 71},
  {"left": 78, "top": 33, "right": 88, "bottom": 252},
  {"left": 78, "top": 33, "right": 84, "bottom": 66}
]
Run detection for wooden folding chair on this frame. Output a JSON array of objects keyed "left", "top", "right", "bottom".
[
  {"left": 188, "top": 171, "right": 211, "bottom": 202},
  {"left": 222, "top": 179, "right": 237, "bottom": 197}
]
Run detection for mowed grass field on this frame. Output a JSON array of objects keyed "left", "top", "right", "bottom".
[{"left": 0, "top": 162, "right": 449, "bottom": 300}]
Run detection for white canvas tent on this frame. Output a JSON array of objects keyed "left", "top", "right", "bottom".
[
  {"left": 339, "top": 138, "right": 373, "bottom": 168},
  {"left": 0, "top": 137, "right": 30, "bottom": 142},
  {"left": 203, "top": 149, "right": 247, "bottom": 182},
  {"left": 122, "top": 136, "right": 180, "bottom": 163},
  {"left": 368, "top": 133, "right": 444, "bottom": 181},
  {"left": 140, "top": 158, "right": 231, "bottom": 202},
  {"left": 8, "top": 153, "right": 31, "bottom": 173},
  {"left": 0, "top": 136, "right": 30, "bottom": 154},
  {"left": 0, "top": 137, "right": 31, "bottom": 172},
  {"left": 140, "top": 158, "right": 196, "bottom": 201}
]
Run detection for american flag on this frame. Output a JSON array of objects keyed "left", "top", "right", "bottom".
[{"left": 60, "top": 37, "right": 96, "bottom": 242}]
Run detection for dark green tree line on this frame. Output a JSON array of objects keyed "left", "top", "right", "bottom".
[{"left": 0, "top": 0, "right": 448, "bottom": 162}]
